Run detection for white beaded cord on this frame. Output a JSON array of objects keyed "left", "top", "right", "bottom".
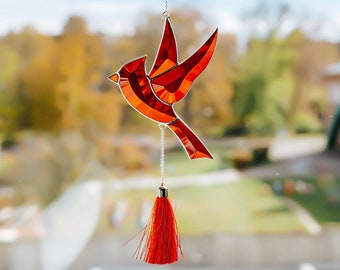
[
  {"left": 159, "top": 123, "right": 166, "bottom": 186},
  {"left": 162, "top": 0, "right": 170, "bottom": 19}
]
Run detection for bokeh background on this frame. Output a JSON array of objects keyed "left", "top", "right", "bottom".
[{"left": 1, "top": 0, "right": 340, "bottom": 269}]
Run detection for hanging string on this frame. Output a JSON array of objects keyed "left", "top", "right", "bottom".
[
  {"left": 162, "top": 0, "right": 169, "bottom": 19},
  {"left": 159, "top": 123, "right": 166, "bottom": 186}
]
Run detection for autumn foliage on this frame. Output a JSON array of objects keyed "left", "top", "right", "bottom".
[{"left": 0, "top": 7, "right": 339, "bottom": 137}]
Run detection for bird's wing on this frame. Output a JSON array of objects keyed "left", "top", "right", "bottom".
[
  {"left": 150, "top": 28, "right": 218, "bottom": 104},
  {"left": 118, "top": 56, "right": 177, "bottom": 124},
  {"left": 149, "top": 18, "right": 178, "bottom": 78}
]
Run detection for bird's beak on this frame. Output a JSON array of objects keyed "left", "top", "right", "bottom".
[{"left": 108, "top": 73, "right": 119, "bottom": 83}]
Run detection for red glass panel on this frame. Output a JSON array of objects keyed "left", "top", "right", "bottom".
[
  {"left": 168, "top": 119, "right": 213, "bottom": 159},
  {"left": 149, "top": 18, "right": 178, "bottom": 78},
  {"left": 118, "top": 56, "right": 177, "bottom": 123},
  {"left": 151, "top": 28, "right": 218, "bottom": 104}
]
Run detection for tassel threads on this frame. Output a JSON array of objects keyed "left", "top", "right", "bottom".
[{"left": 134, "top": 186, "right": 183, "bottom": 264}]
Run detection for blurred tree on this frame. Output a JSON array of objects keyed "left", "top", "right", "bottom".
[
  {"left": 231, "top": 35, "right": 294, "bottom": 134},
  {"left": 230, "top": 2, "right": 295, "bottom": 134},
  {"left": 0, "top": 42, "right": 19, "bottom": 88},
  {"left": 0, "top": 16, "right": 122, "bottom": 135},
  {"left": 193, "top": 33, "right": 236, "bottom": 131},
  {"left": 19, "top": 34, "right": 61, "bottom": 130},
  {"left": 230, "top": 1, "right": 340, "bottom": 135},
  {"left": 0, "top": 41, "right": 21, "bottom": 132},
  {"left": 242, "top": 0, "right": 290, "bottom": 40},
  {"left": 55, "top": 16, "right": 91, "bottom": 129},
  {"left": 63, "top": 16, "right": 88, "bottom": 35},
  {"left": 286, "top": 29, "right": 339, "bottom": 129},
  {"left": 0, "top": 27, "right": 61, "bottom": 131},
  {"left": 55, "top": 16, "right": 121, "bottom": 134}
]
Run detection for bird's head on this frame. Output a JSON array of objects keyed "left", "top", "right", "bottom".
[{"left": 108, "top": 56, "right": 147, "bottom": 85}]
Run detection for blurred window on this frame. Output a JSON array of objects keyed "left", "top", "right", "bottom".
[{"left": 328, "top": 82, "right": 340, "bottom": 104}]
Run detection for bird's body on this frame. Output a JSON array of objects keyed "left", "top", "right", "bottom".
[{"left": 109, "top": 18, "right": 218, "bottom": 159}]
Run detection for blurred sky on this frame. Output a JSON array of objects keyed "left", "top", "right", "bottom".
[{"left": 1, "top": 0, "right": 340, "bottom": 42}]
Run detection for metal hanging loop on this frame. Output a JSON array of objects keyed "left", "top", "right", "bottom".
[{"left": 162, "top": 0, "right": 170, "bottom": 19}]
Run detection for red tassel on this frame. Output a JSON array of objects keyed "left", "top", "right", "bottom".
[{"left": 134, "top": 186, "right": 183, "bottom": 264}]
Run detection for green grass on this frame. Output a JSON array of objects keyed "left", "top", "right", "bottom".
[
  {"left": 173, "top": 179, "right": 304, "bottom": 234},
  {"left": 263, "top": 178, "right": 340, "bottom": 224},
  {"left": 103, "top": 178, "right": 305, "bottom": 235}
]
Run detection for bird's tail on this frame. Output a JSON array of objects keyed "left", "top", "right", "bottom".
[{"left": 168, "top": 119, "right": 213, "bottom": 160}]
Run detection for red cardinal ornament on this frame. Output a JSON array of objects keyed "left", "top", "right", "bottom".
[
  {"left": 109, "top": 16, "right": 218, "bottom": 265},
  {"left": 109, "top": 17, "right": 217, "bottom": 159}
]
